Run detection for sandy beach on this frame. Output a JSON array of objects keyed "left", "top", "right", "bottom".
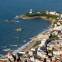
[{"left": 12, "top": 26, "right": 51, "bottom": 54}]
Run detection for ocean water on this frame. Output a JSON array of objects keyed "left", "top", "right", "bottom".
[{"left": 0, "top": 0, "right": 61, "bottom": 55}]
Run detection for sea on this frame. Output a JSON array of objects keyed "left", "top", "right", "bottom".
[{"left": 0, "top": 0, "right": 62, "bottom": 55}]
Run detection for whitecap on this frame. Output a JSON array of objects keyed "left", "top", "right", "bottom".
[
  {"left": 3, "top": 48, "right": 11, "bottom": 52},
  {"left": 10, "top": 45, "right": 18, "bottom": 47}
]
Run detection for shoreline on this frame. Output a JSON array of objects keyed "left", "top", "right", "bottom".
[
  {"left": 16, "top": 15, "right": 56, "bottom": 23},
  {"left": 4, "top": 10, "right": 59, "bottom": 56},
  {"left": 15, "top": 10, "right": 59, "bottom": 24},
  {"left": 12, "top": 11, "right": 54, "bottom": 54},
  {"left": 13, "top": 12, "right": 54, "bottom": 54},
  {"left": 12, "top": 26, "right": 51, "bottom": 54}
]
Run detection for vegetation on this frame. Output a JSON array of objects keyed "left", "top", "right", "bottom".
[
  {"left": 25, "top": 11, "right": 58, "bottom": 20},
  {"left": 46, "top": 14, "right": 58, "bottom": 19},
  {"left": 49, "top": 34, "right": 59, "bottom": 40}
]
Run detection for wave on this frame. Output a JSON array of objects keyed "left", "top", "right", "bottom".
[
  {"left": 10, "top": 45, "right": 18, "bottom": 47},
  {"left": 3, "top": 48, "right": 12, "bottom": 52}
]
